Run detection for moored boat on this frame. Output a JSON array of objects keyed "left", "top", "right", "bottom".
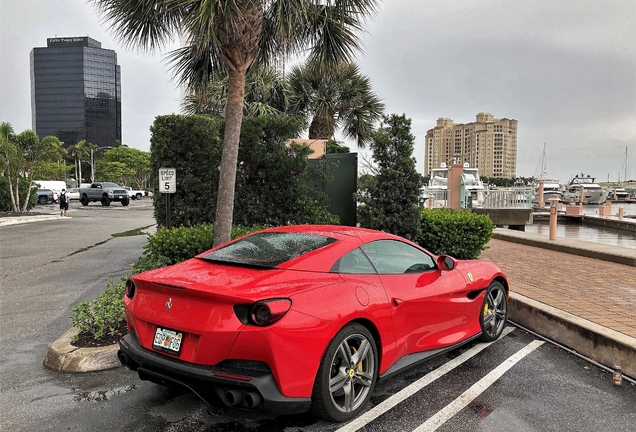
[{"left": 563, "top": 174, "right": 609, "bottom": 204}]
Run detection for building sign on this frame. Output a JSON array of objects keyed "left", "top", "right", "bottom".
[
  {"left": 48, "top": 37, "right": 88, "bottom": 44},
  {"left": 159, "top": 168, "right": 176, "bottom": 194}
]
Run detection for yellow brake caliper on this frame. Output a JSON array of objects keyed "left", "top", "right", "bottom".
[
  {"left": 483, "top": 303, "right": 489, "bottom": 317},
  {"left": 351, "top": 346, "right": 363, "bottom": 371}
]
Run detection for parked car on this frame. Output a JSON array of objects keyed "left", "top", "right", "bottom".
[
  {"left": 66, "top": 188, "right": 80, "bottom": 201},
  {"left": 79, "top": 182, "right": 129, "bottom": 206},
  {"left": 35, "top": 189, "right": 58, "bottom": 205},
  {"left": 117, "top": 225, "right": 509, "bottom": 422},
  {"left": 122, "top": 186, "right": 145, "bottom": 200},
  {"left": 33, "top": 180, "right": 67, "bottom": 199}
]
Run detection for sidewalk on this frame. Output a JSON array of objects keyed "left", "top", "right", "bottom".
[{"left": 483, "top": 228, "right": 636, "bottom": 377}]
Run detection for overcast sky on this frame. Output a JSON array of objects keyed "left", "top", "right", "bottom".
[{"left": 1, "top": 0, "right": 634, "bottom": 183}]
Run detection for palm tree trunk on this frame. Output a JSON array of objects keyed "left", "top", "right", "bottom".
[
  {"left": 213, "top": 68, "right": 247, "bottom": 246},
  {"left": 308, "top": 114, "right": 336, "bottom": 140}
]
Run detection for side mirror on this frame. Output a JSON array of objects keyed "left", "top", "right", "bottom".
[{"left": 437, "top": 255, "right": 456, "bottom": 271}]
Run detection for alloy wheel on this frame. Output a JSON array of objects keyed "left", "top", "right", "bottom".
[
  {"left": 482, "top": 284, "right": 507, "bottom": 339},
  {"left": 328, "top": 333, "right": 375, "bottom": 414}
]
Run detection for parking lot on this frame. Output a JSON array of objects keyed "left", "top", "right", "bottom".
[{"left": 1, "top": 204, "right": 634, "bottom": 431}]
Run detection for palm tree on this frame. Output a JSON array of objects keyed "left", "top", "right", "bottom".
[
  {"left": 41, "top": 136, "right": 67, "bottom": 180},
  {"left": 182, "top": 65, "right": 289, "bottom": 117},
  {"left": 91, "top": 0, "right": 380, "bottom": 245},
  {"left": 68, "top": 139, "right": 88, "bottom": 185},
  {"left": 288, "top": 61, "right": 384, "bottom": 148},
  {"left": 0, "top": 122, "right": 19, "bottom": 212}
]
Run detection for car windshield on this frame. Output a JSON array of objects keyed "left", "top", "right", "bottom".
[
  {"left": 201, "top": 232, "right": 336, "bottom": 268},
  {"left": 102, "top": 182, "right": 121, "bottom": 188}
]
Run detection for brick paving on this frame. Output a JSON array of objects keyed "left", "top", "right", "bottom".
[{"left": 480, "top": 239, "right": 636, "bottom": 339}]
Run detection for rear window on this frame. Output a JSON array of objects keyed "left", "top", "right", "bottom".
[{"left": 201, "top": 232, "right": 337, "bottom": 268}]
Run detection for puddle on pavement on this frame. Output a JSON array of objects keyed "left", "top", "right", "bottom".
[
  {"left": 74, "top": 384, "right": 136, "bottom": 402},
  {"left": 112, "top": 225, "right": 153, "bottom": 237}
]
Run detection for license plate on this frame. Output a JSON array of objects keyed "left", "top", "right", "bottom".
[{"left": 153, "top": 327, "right": 183, "bottom": 354}]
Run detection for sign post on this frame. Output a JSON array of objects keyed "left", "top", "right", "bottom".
[{"left": 159, "top": 168, "right": 176, "bottom": 229}]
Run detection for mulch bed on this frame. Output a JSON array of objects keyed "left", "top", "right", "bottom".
[{"left": 71, "top": 322, "right": 128, "bottom": 348}]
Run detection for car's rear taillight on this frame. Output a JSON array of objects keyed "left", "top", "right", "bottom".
[
  {"left": 249, "top": 299, "right": 291, "bottom": 326},
  {"left": 125, "top": 278, "right": 136, "bottom": 299}
]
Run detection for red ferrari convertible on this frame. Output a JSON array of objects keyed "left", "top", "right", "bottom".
[{"left": 118, "top": 225, "right": 508, "bottom": 422}]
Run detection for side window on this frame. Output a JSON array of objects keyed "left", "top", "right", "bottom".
[
  {"left": 331, "top": 248, "right": 377, "bottom": 274},
  {"left": 361, "top": 240, "right": 436, "bottom": 274}
]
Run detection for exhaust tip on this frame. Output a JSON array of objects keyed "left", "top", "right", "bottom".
[
  {"left": 243, "top": 391, "right": 262, "bottom": 408},
  {"left": 117, "top": 350, "right": 128, "bottom": 367},
  {"left": 224, "top": 389, "right": 244, "bottom": 406}
]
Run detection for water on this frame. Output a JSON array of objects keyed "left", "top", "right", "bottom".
[{"left": 525, "top": 202, "right": 636, "bottom": 250}]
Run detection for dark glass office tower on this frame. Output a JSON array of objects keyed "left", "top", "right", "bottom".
[{"left": 30, "top": 37, "right": 121, "bottom": 148}]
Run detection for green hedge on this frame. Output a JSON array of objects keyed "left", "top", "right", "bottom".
[
  {"left": 132, "top": 224, "right": 264, "bottom": 273},
  {"left": 150, "top": 114, "right": 224, "bottom": 227},
  {"left": 417, "top": 209, "right": 494, "bottom": 259},
  {"left": 71, "top": 277, "right": 126, "bottom": 342}
]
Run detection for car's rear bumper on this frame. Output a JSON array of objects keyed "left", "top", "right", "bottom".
[{"left": 118, "top": 333, "right": 311, "bottom": 414}]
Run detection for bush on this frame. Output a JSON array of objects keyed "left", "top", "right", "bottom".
[
  {"left": 150, "top": 114, "right": 224, "bottom": 227},
  {"left": 71, "top": 277, "right": 126, "bottom": 342},
  {"left": 417, "top": 209, "right": 494, "bottom": 259},
  {"left": 132, "top": 223, "right": 264, "bottom": 273}
]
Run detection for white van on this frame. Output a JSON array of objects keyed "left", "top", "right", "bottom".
[{"left": 33, "top": 180, "right": 67, "bottom": 195}]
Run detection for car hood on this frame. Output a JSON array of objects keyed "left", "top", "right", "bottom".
[{"left": 134, "top": 257, "right": 342, "bottom": 301}]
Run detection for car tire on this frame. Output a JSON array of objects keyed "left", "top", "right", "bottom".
[
  {"left": 38, "top": 196, "right": 48, "bottom": 205},
  {"left": 136, "top": 193, "right": 142, "bottom": 200},
  {"left": 311, "top": 323, "right": 377, "bottom": 422},
  {"left": 122, "top": 198, "right": 130, "bottom": 206},
  {"left": 101, "top": 196, "right": 111, "bottom": 206},
  {"left": 479, "top": 281, "right": 508, "bottom": 342},
  {"left": 80, "top": 195, "right": 89, "bottom": 206}
]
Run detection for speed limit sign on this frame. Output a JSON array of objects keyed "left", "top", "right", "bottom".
[{"left": 159, "top": 167, "right": 176, "bottom": 193}]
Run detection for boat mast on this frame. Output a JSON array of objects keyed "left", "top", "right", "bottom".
[{"left": 534, "top": 143, "right": 548, "bottom": 179}]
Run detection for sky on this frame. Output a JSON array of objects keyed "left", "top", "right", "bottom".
[{"left": 1, "top": 0, "right": 635, "bottom": 184}]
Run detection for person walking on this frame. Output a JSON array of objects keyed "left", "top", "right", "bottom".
[{"left": 59, "top": 188, "right": 69, "bottom": 217}]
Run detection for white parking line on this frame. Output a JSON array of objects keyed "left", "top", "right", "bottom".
[
  {"left": 412, "top": 339, "right": 544, "bottom": 432},
  {"left": 335, "top": 327, "right": 516, "bottom": 432}
]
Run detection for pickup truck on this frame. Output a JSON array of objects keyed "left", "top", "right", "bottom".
[
  {"left": 79, "top": 182, "right": 130, "bottom": 206},
  {"left": 122, "top": 186, "right": 145, "bottom": 200}
]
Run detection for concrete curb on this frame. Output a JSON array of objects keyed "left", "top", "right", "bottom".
[
  {"left": 508, "top": 292, "right": 636, "bottom": 378},
  {"left": 43, "top": 327, "right": 121, "bottom": 373},
  {"left": 492, "top": 229, "right": 636, "bottom": 267},
  {"left": 0, "top": 214, "right": 68, "bottom": 227}
]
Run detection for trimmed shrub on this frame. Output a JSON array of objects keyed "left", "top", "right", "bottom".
[
  {"left": 417, "top": 208, "right": 494, "bottom": 259},
  {"left": 150, "top": 114, "right": 224, "bottom": 227},
  {"left": 132, "top": 224, "right": 264, "bottom": 273},
  {"left": 150, "top": 113, "right": 337, "bottom": 228}
]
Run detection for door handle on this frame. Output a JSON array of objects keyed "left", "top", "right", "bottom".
[{"left": 392, "top": 298, "right": 403, "bottom": 307}]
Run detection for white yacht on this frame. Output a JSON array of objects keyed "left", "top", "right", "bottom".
[
  {"left": 606, "top": 186, "right": 630, "bottom": 201},
  {"left": 563, "top": 174, "right": 609, "bottom": 204},
  {"left": 426, "top": 162, "right": 486, "bottom": 206},
  {"left": 533, "top": 177, "right": 562, "bottom": 206}
]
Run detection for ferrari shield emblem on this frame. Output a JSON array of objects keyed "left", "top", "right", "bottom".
[{"left": 467, "top": 272, "right": 474, "bottom": 282}]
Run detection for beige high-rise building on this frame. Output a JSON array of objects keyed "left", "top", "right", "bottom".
[{"left": 424, "top": 113, "right": 518, "bottom": 178}]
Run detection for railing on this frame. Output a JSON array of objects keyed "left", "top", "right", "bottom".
[
  {"left": 423, "top": 190, "right": 451, "bottom": 208},
  {"left": 482, "top": 189, "right": 533, "bottom": 209}
]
